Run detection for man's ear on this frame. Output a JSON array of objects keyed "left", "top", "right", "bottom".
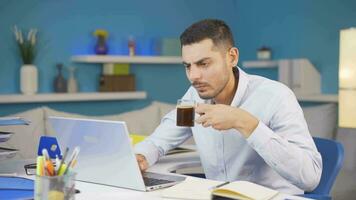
[{"left": 229, "top": 47, "right": 239, "bottom": 67}]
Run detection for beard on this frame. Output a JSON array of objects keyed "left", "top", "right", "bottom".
[{"left": 192, "top": 81, "right": 227, "bottom": 100}]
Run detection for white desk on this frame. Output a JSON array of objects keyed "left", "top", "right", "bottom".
[{"left": 0, "top": 152, "right": 311, "bottom": 200}]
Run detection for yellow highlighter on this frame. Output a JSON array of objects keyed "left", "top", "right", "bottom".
[
  {"left": 57, "top": 164, "right": 67, "bottom": 176},
  {"left": 36, "top": 156, "right": 44, "bottom": 176}
]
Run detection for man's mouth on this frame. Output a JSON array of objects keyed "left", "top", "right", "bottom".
[{"left": 193, "top": 83, "right": 209, "bottom": 91}]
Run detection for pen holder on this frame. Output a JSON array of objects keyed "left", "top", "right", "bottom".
[{"left": 35, "top": 172, "right": 76, "bottom": 200}]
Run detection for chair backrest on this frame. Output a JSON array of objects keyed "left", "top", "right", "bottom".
[{"left": 306, "top": 137, "right": 344, "bottom": 195}]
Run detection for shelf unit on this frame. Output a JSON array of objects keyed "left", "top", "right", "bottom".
[
  {"left": 0, "top": 92, "right": 147, "bottom": 104},
  {"left": 296, "top": 94, "right": 338, "bottom": 103},
  {"left": 242, "top": 59, "right": 338, "bottom": 103},
  {"left": 242, "top": 60, "right": 278, "bottom": 68},
  {"left": 71, "top": 55, "right": 182, "bottom": 64}
]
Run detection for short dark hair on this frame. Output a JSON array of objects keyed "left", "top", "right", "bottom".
[{"left": 180, "top": 19, "right": 235, "bottom": 50}]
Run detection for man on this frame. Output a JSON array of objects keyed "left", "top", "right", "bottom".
[{"left": 135, "top": 19, "right": 322, "bottom": 194}]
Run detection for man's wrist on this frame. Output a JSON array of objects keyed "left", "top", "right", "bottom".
[
  {"left": 243, "top": 117, "right": 259, "bottom": 138},
  {"left": 233, "top": 109, "right": 259, "bottom": 138}
]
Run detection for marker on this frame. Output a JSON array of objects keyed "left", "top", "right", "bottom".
[
  {"left": 63, "top": 147, "right": 80, "bottom": 175},
  {"left": 42, "top": 149, "right": 54, "bottom": 176},
  {"left": 36, "top": 156, "right": 44, "bottom": 176},
  {"left": 57, "top": 147, "right": 69, "bottom": 175}
]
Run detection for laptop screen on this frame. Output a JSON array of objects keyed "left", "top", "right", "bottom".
[{"left": 48, "top": 116, "right": 147, "bottom": 191}]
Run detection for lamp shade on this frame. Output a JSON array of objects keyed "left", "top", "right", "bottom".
[{"left": 339, "top": 28, "right": 356, "bottom": 128}]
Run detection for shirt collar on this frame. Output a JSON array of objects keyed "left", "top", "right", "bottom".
[
  {"left": 204, "top": 66, "right": 249, "bottom": 106},
  {"left": 230, "top": 66, "right": 249, "bottom": 107}
]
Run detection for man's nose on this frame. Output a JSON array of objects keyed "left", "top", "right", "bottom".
[{"left": 188, "top": 66, "right": 202, "bottom": 81}]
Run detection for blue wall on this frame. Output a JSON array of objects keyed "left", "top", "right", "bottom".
[
  {"left": 238, "top": 0, "right": 356, "bottom": 92},
  {"left": 0, "top": 0, "right": 355, "bottom": 116}
]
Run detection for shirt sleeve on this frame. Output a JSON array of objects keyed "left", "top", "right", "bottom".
[
  {"left": 246, "top": 88, "right": 322, "bottom": 192},
  {"left": 134, "top": 88, "right": 196, "bottom": 166},
  {"left": 134, "top": 110, "right": 193, "bottom": 166}
]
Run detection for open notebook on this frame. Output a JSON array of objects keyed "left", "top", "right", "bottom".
[{"left": 161, "top": 177, "right": 278, "bottom": 200}]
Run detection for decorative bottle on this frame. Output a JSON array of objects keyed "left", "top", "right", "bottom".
[
  {"left": 128, "top": 36, "right": 136, "bottom": 56},
  {"left": 95, "top": 35, "right": 108, "bottom": 55},
  {"left": 67, "top": 66, "right": 78, "bottom": 93},
  {"left": 53, "top": 63, "right": 67, "bottom": 93}
]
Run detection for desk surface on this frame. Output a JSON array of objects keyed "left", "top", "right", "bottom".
[{"left": 0, "top": 152, "right": 311, "bottom": 200}]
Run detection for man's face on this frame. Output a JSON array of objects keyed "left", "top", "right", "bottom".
[{"left": 182, "top": 39, "right": 233, "bottom": 99}]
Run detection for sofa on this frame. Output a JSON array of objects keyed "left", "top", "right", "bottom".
[
  {"left": 1, "top": 101, "right": 177, "bottom": 159},
  {"left": 0, "top": 101, "right": 337, "bottom": 160}
]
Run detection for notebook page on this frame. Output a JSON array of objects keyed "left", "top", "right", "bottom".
[
  {"left": 217, "top": 181, "right": 278, "bottom": 200},
  {"left": 161, "top": 176, "right": 222, "bottom": 200}
]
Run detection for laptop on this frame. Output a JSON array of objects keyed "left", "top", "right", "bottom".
[{"left": 48, "top": 116, "right": 185, "bottom": 191}]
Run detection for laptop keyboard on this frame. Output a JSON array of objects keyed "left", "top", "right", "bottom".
[{"left": 143, "top": 176, "right": 174, "bottom": 186}]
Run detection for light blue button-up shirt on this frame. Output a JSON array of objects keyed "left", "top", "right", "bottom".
[{"left": 135, "top": 67, "right": 322, "bottom": 194}]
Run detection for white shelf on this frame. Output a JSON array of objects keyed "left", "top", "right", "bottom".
[
  {"left": 242, "top": 60, "right": 278, "bottom": 68},
  {"left": 297, "top": 94, "right": 338, "bottom": 103},
  {"left": 71, "top": 55, "right": 182, "bottom": 64},
  {"left": 0, "top": 92, "right": 147, "bottom": 104}
]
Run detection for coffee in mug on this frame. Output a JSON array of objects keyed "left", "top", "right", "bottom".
[{"left": 176, "top": 99, "right": 195, "bottom": 127}]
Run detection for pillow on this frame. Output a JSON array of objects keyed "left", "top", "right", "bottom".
[
  {"left": 44, "top": 102, "right": 161, "bottom": 136},
  {"left": 152, "top": 101, "right": 175, "bottom": 119},
  {"left": 302, "top": 103, "right": 337, "bottom": 139},
  {"left": 1, "top": 107, "right": 46, "bottom": 159}
]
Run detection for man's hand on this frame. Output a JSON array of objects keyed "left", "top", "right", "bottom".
[
  {"left": 195, "top": 104, "right": 259, "bottom": 138},
  {"left": 136, "top": 154, "right": 149, "bottom": 172}
]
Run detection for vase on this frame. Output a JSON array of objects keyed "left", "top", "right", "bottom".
[
  {"left": 53, "top": 63, "right": 67, "bottom": 93},
  {"left": 20, "top": 64, "right": 38, "bottom": 95},
  {"left": 95, "top": 36, "right": 108, "bottom": 55},
  {"left": 67, "top": 67, "right": 78, "bottom": 93}
]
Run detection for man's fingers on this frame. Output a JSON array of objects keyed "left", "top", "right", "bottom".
[
  {"left": 202, "top": 121, "right": 211, "bottom": 127},
  {"left": 139, "top": 161, "right": 147, "bottom": 171},
  {"left": 195, "top": 114, "right": 209, "bottom": 124},
  {"left": 195, "top": 103, "right": 212, "bottom": 114},
  {"left": 136, "top": 154, "right": 148, "bottom": 172}
]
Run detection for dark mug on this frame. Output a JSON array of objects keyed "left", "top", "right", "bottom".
[{"left": 176, "top": 99, "right": 196, "bottom": 127}]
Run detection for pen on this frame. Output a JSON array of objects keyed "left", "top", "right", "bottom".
[
  {"left": 55, "top": 155, "right": 60, "bottom": 172},
  {"left": 63, "top": 147, "right": 80, "bottom": 175},
  {"left": 69, "top": 147, "right": 80, "bottom": 168},
  {"left": 210, "top": 181, "right": 230, "bottom": 190}
]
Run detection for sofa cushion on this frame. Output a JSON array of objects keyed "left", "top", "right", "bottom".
[
  {"left": 152, "top": 101, "right": 175, "bottom": 119},
  {"left": 44, "top": 102, "right": 163, "bottom": 136},
  {"left": 302, "top": 103, "right": 337, "bottom": 139},
  {"left": 1, "top": 107, "right": 46, "bottom": 159}
]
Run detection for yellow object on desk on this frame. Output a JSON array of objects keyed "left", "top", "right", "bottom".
[
  {"left": 129, "top": 134, "right": 146, "bottom": 145},
  {"left": 48, "top": 190, "right": 64, "bottom": 200}
]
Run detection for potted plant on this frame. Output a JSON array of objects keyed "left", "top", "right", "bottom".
[{"left": 13, "top": 26, "right": 39, "bottom": 95}]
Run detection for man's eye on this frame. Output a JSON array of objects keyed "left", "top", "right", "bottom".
[{"left": 200, "top": 62, "right": 208, "bottom": 67}]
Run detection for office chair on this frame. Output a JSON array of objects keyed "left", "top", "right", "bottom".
[
  {"left": 184, "top": 137, "right": 344, "bottom": 200},
  {"left": 302, "top": 137, "right": 344, "bottom": 200}
]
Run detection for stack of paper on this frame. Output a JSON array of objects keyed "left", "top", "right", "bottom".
[{"left": 0, "top": 117, "right": 30, "bottom": 160}]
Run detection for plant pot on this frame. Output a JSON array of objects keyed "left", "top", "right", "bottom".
[{"left": 20, "top": 64, "right": 38, "bottom": 95}]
